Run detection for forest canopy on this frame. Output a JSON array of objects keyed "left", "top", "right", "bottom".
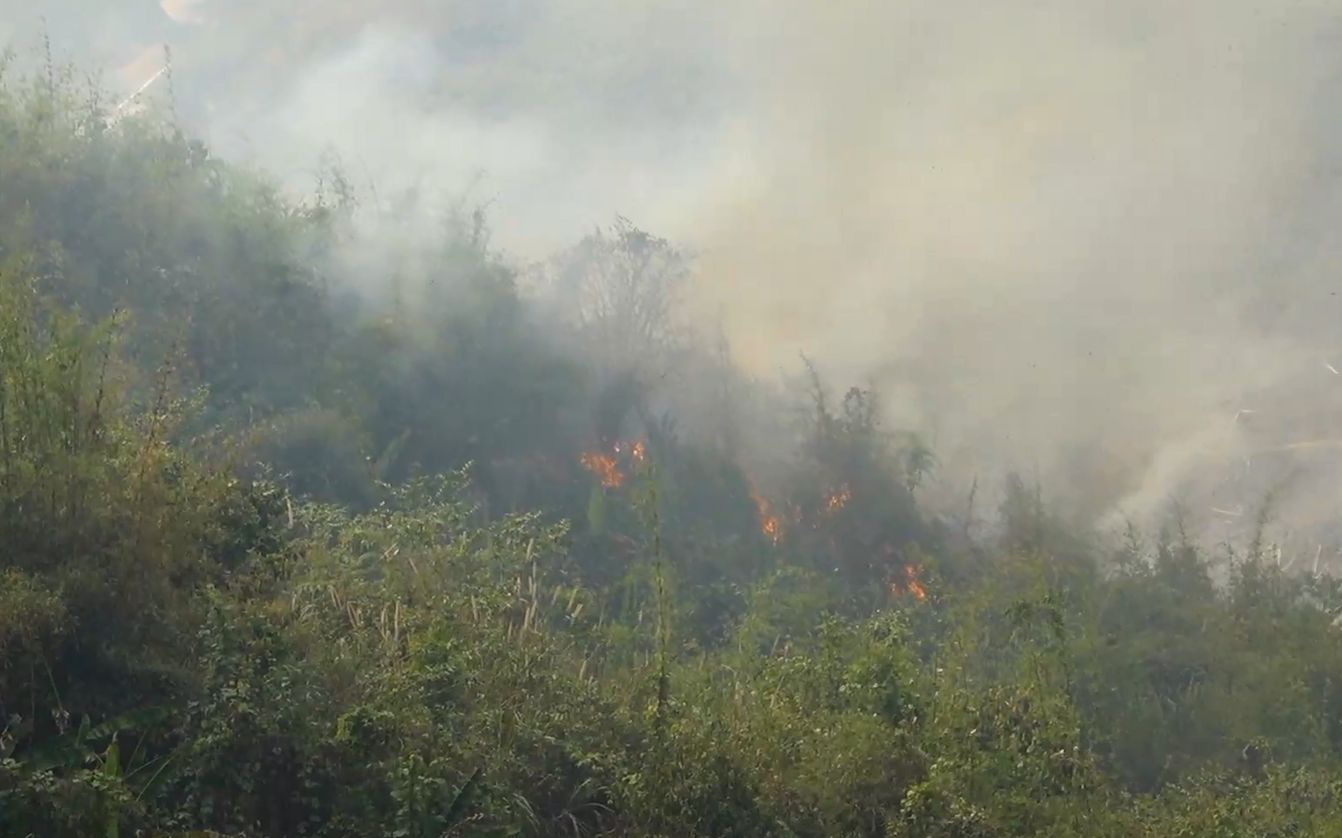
[{"left": 3, "top": 60, "right": 1342, "bottom": 838}]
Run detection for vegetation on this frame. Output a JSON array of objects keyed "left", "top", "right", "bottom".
[{"left": 5, "top": 66, "right": 1342, "bottom": 837}]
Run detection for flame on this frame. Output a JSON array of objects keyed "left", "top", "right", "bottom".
[
  {"left": 580, "top": 440, "right": 647, "bottom": 488},
  {"left": 890, "top": 564, "right": 928, "bottom": 602},
  {"left": 824, "top": 484, "right": 853, "bottom": 514},
  {"left": 904, "top": 565, "right": 928, "bottom": 601},
  {"left": 580, "top": 451, "right": 624, "bottom": 488},
  {"left": 751, "top": 490, "right": 783, "bottom": 544}
]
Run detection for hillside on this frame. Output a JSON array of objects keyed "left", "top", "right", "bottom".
[{"left": 3, "top": 67, "right": 1342, "bottom": 837}]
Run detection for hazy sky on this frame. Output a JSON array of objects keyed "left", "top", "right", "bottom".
[{"left": 9, "top": 0, "right": 1342, "bottom": 536}]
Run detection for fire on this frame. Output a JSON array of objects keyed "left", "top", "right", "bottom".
[
  {"left": 824, "top": 484, "right": 853, "bottom": 514},
  {"left": 751, "top": 490, "right": 783, "bottom": 545},
  {"left": 617, "top": 440, "right": 647, "bottom": 463},
  {"left": 580, "top": 451, "right": 624, "bottom": 488},
  {"left": 904, "top": 565, "right": 928, "bottom": 601},
  {"left": 580, "top": 440, "right": 647, "bottom": 489},
  {"left": 890, "top": 564, "right": 928, "bottom": 602},
  {"left": 761, "top": 513, "right": 782, "bottom": 544}
]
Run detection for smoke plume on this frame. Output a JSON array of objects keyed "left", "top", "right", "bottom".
[{"left": 9, "top": 0, "right": 1342, "bottom": 540}]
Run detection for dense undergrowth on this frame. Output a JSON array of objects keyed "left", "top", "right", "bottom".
[{"left": 5, "top": 65, "right": 1342, "bottom": 837}]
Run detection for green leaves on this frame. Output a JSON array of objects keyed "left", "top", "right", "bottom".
[
  {"left": 9, "top": 55, "right": 1342, "bottom": 838},
  {"left": 587, "top": 484, "right": 607, "bottom": 535}
]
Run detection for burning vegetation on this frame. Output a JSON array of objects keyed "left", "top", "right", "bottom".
[
  {"left": 751, "top": 489, "right": 783, "bottom": 544},
  {"left": 619, "top": 440, "right": 647, "bottom": 463},
  {"left": 580, "top": 450, "right": 624, "bottom": 488},
  {"left": 10, "top": 40, "right": 1342, "bottom": 837},
  {"left": 824, "top": 484, "right": 852, "bottom": 515},
  {"left": 897, "top": 564, "right": 928, "bottom": 601},
  {"left": 579, "top": 440, "right": 648, "bottom": 489}
]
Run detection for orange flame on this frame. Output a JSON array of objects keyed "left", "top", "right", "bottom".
[
  {"left": 751, "top": 490, "right": 783, "bottom": 545},
  {"left": 581, "top": 440, "right": 648, "bottom": 488},
  {"left": 890, "top": 564, "right": 928, "bottom": 602},
  {"left": 580, "top": 451, "right": 624, "bottom": 488},
  {"left": 624, "top": 440, "right": 647, "bottom": 463},
  {"left": 904, "top": 565, "right": 928, "bottom": 601},
  {"left": 824, "top": 484, "right": 853, "bottom": 515}
]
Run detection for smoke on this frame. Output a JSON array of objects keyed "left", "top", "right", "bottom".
[
  {"left": 9, "top": 0, "right": 1342, "bottom": 538},
  {"left": 688, "top": 0, "right": 1342, "bottom": 532},
  {"left": 150, "top": 1, "right": 744, "bottom": 257}
]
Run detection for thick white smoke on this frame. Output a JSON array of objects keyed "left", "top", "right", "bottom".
[{"left": 9, "top": 0, "right": 1342, "bottom": 551}]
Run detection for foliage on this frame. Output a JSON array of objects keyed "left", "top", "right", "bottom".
[{"left": 7, "top": 66, "right": 1342, "bottom": 837}]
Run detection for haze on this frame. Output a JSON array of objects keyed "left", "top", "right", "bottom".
[{"left": 10, "top": 0, "right": 1342, "bottom": 543}]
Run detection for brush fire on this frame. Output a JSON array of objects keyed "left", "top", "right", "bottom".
[
  {"left": 891, "top": 564, "right": 928, "bottom": 602},
  {"left": 751, "top": 490, "right": 783, "bottom": 544},
  {"left": 579, "top": 440, "right": 647, "bottom": 489},
  {"left": 580, "top": 451, "right": 624, "bottom": 488},
  {"left": 824, "top": 484, "right": 852, "bottom": 515},
  {"left": 618, "top": 440, "right": 647, "bottom": 463}
]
